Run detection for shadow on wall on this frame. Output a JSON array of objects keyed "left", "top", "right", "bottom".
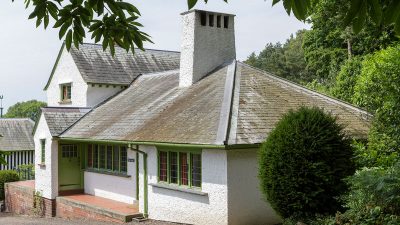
[{"left": 152, "top": 187, "right": 210, "bottom": 204}]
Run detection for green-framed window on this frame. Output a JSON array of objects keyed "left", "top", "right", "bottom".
[
  {"left": 158, "top": 150, "right": 202, "bottom": 188},
  {"left": 60, "top": 83, "right": 72, "bottom": 102},
  {"left": 61, "top": 144, "right": 78, "bottom": 158},
  {"left": 40, "top": 139, "right": 46, "bottom": 164},
  {"left": 86, "top": 144, "right": 127, "bottom": 174}
]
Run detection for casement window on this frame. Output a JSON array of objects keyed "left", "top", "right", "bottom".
[
  {"left": 87, "top": 144, "right": 128, "bottom": 174},
  {"left": 158, "top": 150, "right": 202, "bottom": 188},
  {"left": 60, "top": 83, "right": 72, "bottom": 102},
  {"left": 40, "top": 139, "right": 46, "bottom": 164}
]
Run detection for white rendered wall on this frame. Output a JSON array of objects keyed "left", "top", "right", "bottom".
[
  {"left": 138, "top": 146, "right": 229, "bottom": 225},
  {"left": 227, "top": 149, "right": 281, "bottom": 225},
  {"left": 179, "top": 11, "right": 236, "bottom": 87},
  {"left": 33, "top": 114, "right": 58, "bottom": 199},
  {"left": 86, "top": 85, "right": 123, "bottom": 107},
  {"left": 84, "top": 149, "right": 137, "bottom": 204},
  {"left": 46, "top": 48, "right": 88, "bottom": 107}
]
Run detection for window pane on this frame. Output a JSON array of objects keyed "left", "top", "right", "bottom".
[
  {"left": 41, "top": 139, "right": 45, "bottom": 163},
  {"left": 87, "top": 145, "right": 93, "bottom": 168},
  {"left": 113, "top": 146, "right": 120, "bottom": 172},
  {"left": 120, "top": 146, "right": 127, "bottom": 173},
  {"left": 180, "top": 153, "right": 188, "bottom": 185},
  {"left": 191, "top": 154, "right": 201, "bottom": 187},
  {"left": 169, "top": 152, "right": 178, "bottom": 184},
  {"left": 99, "top": 145, "right": 106, "bottom": 169},
  {"left": 106, "top": 145, "right": 113, "bottom": 170},
  {"left": 159, "top": 151, "right": 168, "bottom": 182},
  {"left": 93, "top": 144, "right": 99, "bottom": 168},
  {"left": 67, "top": 85, "right": 71, "bottom": 100}
]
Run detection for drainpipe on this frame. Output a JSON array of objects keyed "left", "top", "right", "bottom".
[{"left": 128, "top": 144, "right": 148, "bottom": 218}]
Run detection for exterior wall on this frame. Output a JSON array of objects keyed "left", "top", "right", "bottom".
[
  {"left": 86, "top": 85, "right": 123, "bottom": 107},
  {"left": 227, "top": 149, "right": 281, "bottom": 225},
  {"left": 0, "top": 150, "right": 34, "bottom": 170},
  {"left": 84, "top": 150, "right": 137, "bottom": 204},
  {"left": 180, "top": 11, "right": 236, "bottom": 87},
  {"left": 139, "top": 146, "right": 229, "bottom": 225},
  {"left": 34, "top": 114, "right": 58, "bottom": 199},
  {"left": 46, "top": 48, "right": 88, "bottom": 107}
]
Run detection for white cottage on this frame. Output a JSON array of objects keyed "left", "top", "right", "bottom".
[{"left": 33, "top": 10, "right": 371, "bottom": 225}]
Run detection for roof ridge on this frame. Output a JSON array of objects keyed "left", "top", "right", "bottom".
[
  {"left": 238, "top": 62, "right": 372, "bottom": 118},
  {"left": 80, "top": 42, "right": 181, "bottom": 53}
]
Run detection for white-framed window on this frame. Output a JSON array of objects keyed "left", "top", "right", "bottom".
[{"left": 60, "top": 83, "right": 72, "bottom": 102}]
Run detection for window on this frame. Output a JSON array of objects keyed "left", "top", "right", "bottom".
[
  {"left": 224, "top": 16, "right": 229, "bottom": 28},
  {"left": 200, "top": 12, "right": 207, "bottom": 26},
  {"left": 87, "top": 144, "right": 128, "bottom": 174},
  {"left": 158, "top": 150, "right": 202, "bottom": 188},
  {"left": 217, "top": 15, "right": 221, "bottom": 28},
  {"left": 40, "top": 139, "right": 46, "bottom": 164},
  {"left": 60, "top": 83, "right": 72, "bottom": 102},
  {"left": 191, "top": 154, "right": 201, "bottom": 187},
  {"left": 209, "top": 14, "right": 214, "bottom": 27},
  {"left": 159, "top": 151, "right": 168, "bottom": 182},
  {"left": 61, "top": 145, "right": 78, "bottom": 158}
]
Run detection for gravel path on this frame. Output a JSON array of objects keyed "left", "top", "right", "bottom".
[{"left": 0, "top": 213, "right": 180, "bottom": 225}]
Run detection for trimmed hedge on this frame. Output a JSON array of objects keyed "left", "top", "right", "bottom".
[
  {"left": 259, "top": 106, "right": 355, "bottom": 220},
  {"left": 0, "top": 170, "right": 20, "bottom": 200}
]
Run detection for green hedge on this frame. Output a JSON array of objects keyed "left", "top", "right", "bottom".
[
  {"left": 0, "top": 170, "right": 20, "bottom": 200},
  {"left": 259, "top": 106, "right": 355, "bottom": 221}
]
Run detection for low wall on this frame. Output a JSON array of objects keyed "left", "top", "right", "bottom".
[{"left": 5, "top": 181, "right": 55, "bottom": 217}]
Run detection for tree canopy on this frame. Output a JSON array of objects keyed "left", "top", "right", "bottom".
[
  {"left": 4, "top": 100, "right": 47, "bottom": 122},
  {"left": 14, "top": 0, "right": 400, "bottom": 56}
]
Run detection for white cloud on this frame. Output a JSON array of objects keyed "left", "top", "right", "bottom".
[{"left": 0, "top": 0, "right": 309, "bottom": 112}]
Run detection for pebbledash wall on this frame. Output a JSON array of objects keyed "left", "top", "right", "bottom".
[
  {"left": 34, "top": 114, "right": 59, "bottom": 199},
  {"left": 136, "top": 145, "right": 280, "bottom": 225},
  {"left": 84, "top": 149, "right": 138, "bottom": 204},
  {"left": 227, "top": 149, "right": 281, "bottom": 225},
  {"left": 46, "top": 47, "right": 122, "bottom": 108}
]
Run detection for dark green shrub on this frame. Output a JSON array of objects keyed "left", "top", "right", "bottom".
[
  {"left": 259, "top": 106, "right": 355, "bottom": 221},
  {"left": 0, "top": 170, "right": 20, "bottom": 200}
]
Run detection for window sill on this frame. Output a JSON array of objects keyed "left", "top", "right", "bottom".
[
  {"left": 85, "top": 169, "right": 130, "bottom": 178},
  {"left": 150, "top": 183, "right": 208, "bottom": 196},
  {"left": 58, "top": 100, "right": 72, "bottom": 104},
  {"left": 37, "top": 163, "right": 46, "bottom": 168}
]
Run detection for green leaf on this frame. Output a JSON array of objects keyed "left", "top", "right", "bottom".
[
  {"left": 59, "top": 22, "right": 70, "bottom": 39},
  {"left": 344, "top": 0, "right": 362, "bottom": 26},
  {"left": 187, "top": 0, "right": 198, "bottom": 10},
  {"left": 44, "top": 14, "right": 49, "bottom": 29},
  {"left": 65, "top": 29, "right": 73, "bottom": 50},
  {"left": 352, "top": 1, "right": 367, "bottom": 34},
  {"left": 367, "top": 0, "right": 382, "bottom": 24},
  {"left": 272, "top": 0, "right": 280, "bottom": 6}
]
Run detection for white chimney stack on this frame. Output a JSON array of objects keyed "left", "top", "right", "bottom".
[{"left": 179, "top": 10, "right": 236, "bottom": 87}]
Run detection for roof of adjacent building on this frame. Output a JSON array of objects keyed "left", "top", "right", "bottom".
[
  {"left": 44, "top": 43, "right": 181, "bottom": 90},
  {"left": 0, "top": 118, "right": 35, "bottom": 151},
  {"left": 42, "top": 107, "right": 91, "bottom": 136},
  {"left": 60, "top": 61, "right": 371, "bottom": 145}
]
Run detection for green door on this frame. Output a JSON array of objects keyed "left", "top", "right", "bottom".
[{"left": 59, "top": 144, "right": 82, "bottom": 191}]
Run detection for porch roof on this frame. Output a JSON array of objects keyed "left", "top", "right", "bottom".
[{"left": 42, "top": 107, "right": 91, "bottom": 136}]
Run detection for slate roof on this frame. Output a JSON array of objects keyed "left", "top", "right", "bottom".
[
  {"left": 0, "top": 118, "right": 35, "bottom": 151},
  {"left": 42, "top": 107, "right": 91, "bottom": 136},
  {"left": 69, "top": 43, "right": 180, "bottom": 85},
  {"left": 61, "top": 61, "right": 371, "bottom": 145}
]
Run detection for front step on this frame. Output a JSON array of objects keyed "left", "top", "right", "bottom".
[
  {"left": 56, "top": 195, "right": 142, "bottom": 223},
  {"left": 132, "top": 216, "right": 149, "bottom": 222}
]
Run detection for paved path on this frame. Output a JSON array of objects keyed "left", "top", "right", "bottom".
[{"left": 0, "top": 213, "right": 179, "bottom": 225}]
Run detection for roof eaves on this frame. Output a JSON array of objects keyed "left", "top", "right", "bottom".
[{"left": 44, "top": 43, "right": 65, "bottom": 91}]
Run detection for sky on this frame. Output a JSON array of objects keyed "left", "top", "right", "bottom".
[{"left": 0, "top": 0, "right": 309, "bottom": 112}]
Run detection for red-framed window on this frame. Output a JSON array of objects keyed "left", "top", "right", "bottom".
[{"left": 158, "top": 150, "right": 202, "bottom": 188}]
